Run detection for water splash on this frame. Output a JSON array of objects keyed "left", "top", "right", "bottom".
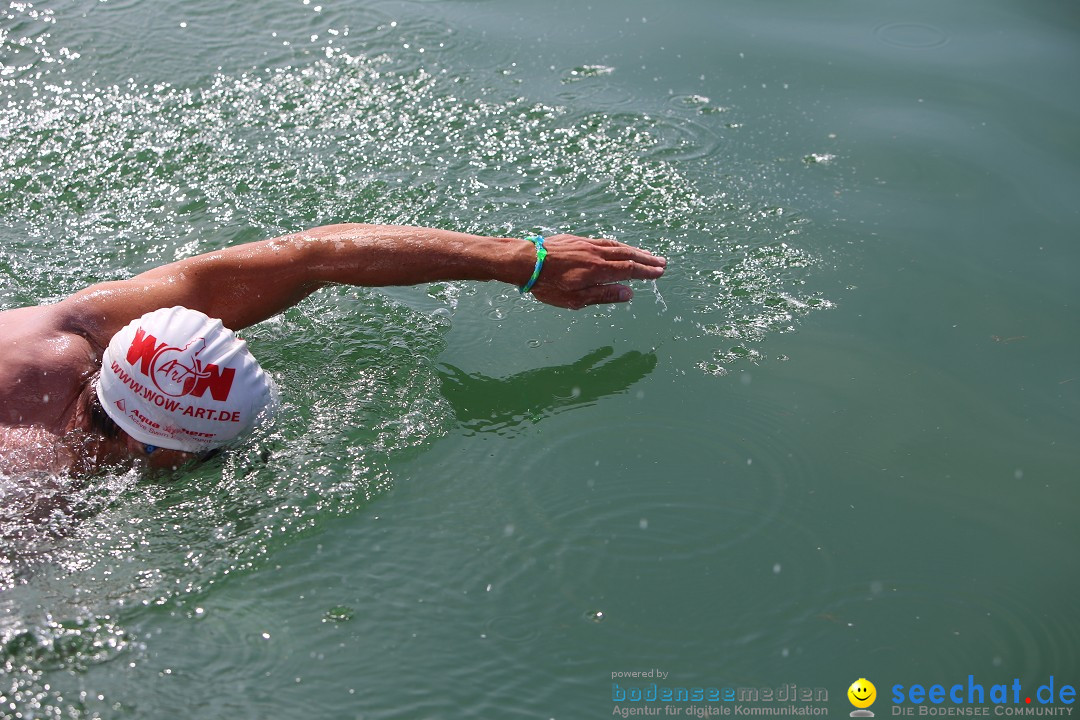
[
  {"left": 1, "top": 24, "right": 824, "bottom": 359},
  {"left": 0, "top": 1, "right": 831, "bottom": 709},
  {"left": 650, "top": 278, "right": 668, "bottom": 312}
]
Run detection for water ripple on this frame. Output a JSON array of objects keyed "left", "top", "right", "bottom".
[
  {"left": 479, "top": 398, "right": 830, "bottom": 659},
  {"left": 1, "top": 28, "right": 825, "bottom": 372},
  {"left": 1, "top": 1, "right": 831, "bottom": 705},
  {"left": 811, "top": 581, "right": 1080, "bottom": 678},
  {"left": 874, "top": 22, "right": 951, "bottom": 49}
]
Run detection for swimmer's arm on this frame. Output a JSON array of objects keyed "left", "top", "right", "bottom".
[
  {"left": 294, "top": 225, "right": 666, "bottom": 311},
  {"left": 54, "top": 224, "right": 665, "bottom": 343}
]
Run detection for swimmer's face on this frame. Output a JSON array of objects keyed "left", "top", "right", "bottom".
[
  {"left": 90, "top": 426, "right": 200, "bottom": 470},
  {"left": 848, "top": 679, "right": 876, "bottom": 709},
  {"left": 119, "top": 433, "right": 201, "bottom": 471},
  {"left": 79, "top": 386, "right": 203, "bottom": 470}
]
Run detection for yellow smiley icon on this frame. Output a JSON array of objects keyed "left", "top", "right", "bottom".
[{"left": 848, "top": 678, "right": 877, "bottom": 710}]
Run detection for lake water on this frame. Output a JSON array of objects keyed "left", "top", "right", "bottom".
[{"left": 1, "top": 0, "right": 1078, "bottom": 717}]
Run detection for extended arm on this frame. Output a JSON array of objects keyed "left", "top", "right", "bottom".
[{"left": 53, "top": 224, "right": 666, "bottom": 347}]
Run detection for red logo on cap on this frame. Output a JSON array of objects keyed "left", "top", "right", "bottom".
[{"left": 125, "top": 327, "right": 236, "bottom": 401}]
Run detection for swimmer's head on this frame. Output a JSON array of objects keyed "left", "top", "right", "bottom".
[{"left": 95, "top": 307, "right": 275, "bottom": 453}]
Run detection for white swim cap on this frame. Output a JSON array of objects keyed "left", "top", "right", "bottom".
[{"left": 96, "top": 306, "right": 275, "bottom": 453}]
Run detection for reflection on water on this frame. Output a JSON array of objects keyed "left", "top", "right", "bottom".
[
  {"left": 1, "top": 0, "right": 826, "bottom": 366},
  {"left": 439, "top": 346, "right": 656, "bottom": 436},
  {"left": 0, "top": 0, "right": 835, "bottom": 715},
  {"left": 0, "top": 289, "right": 450, "bottom": 715},
  {"left": 0, "top": 0, "right": 1075, "bottom": 713}
]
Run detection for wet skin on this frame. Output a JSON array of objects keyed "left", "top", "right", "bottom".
[{"left": 0, "top": 225, "right": 665, "bottom": 475}]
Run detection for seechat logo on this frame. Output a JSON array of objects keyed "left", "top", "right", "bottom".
[
  {"left": 126, "top": 327, "right": 235, "bottom": 401},
  {"left": 891, "top": 676, "right": 1076, "bottom": 715}
]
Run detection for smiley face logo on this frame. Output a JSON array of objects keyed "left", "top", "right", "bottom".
[{"left": 848, "top": 678, "right": 876, "bottom": 716}]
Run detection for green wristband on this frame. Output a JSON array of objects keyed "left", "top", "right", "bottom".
[{"left": 519, "top": 235, "right": 547, "bottom": 294}]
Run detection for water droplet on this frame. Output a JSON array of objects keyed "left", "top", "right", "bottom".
[
  {"left": 651, "top": 279, "right": 668, "bottom": 310},
  {"left": 803, "top": 153, "right": 836, "bottom": 165},
  {"left": 323, "top": 606, "right": 355, "bottom": 622}
]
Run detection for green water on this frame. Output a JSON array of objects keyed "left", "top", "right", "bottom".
[{"left": 2, "top": 0, "right": 1078, "bottom": 717}]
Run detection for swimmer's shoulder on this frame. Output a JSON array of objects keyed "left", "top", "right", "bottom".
[{"left": 0, "top": 305, "right": 100, "bottom": 430}]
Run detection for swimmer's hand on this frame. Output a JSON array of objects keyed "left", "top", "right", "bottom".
[{"left": 525, "top": 235, "right": 667, "bottom": 310}]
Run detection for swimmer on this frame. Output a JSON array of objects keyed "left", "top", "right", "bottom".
[{"left": 0, "top": 224, "right": 666, "bottom": 475}]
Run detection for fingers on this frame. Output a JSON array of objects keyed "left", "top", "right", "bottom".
[
  {"left": 589, "top": 259, "right": 665, "bottom": 285},
  {"left": 597, "top": 240, "right": 667, "bottom": 267},
  {"left": 599, "top": 246, "right": 667, "bottom": 270},
  {"left": 551, "top": 234, "right": 667, "bottom": 268},
  {"left": 566, "top": 283, "right": 634, "bottom": 309},
  {"left": 532, "top": 282, "right": 632, "bottom": 310},
  {"left": 579, "top": 236, "right": 622, "bottom": 248}
]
